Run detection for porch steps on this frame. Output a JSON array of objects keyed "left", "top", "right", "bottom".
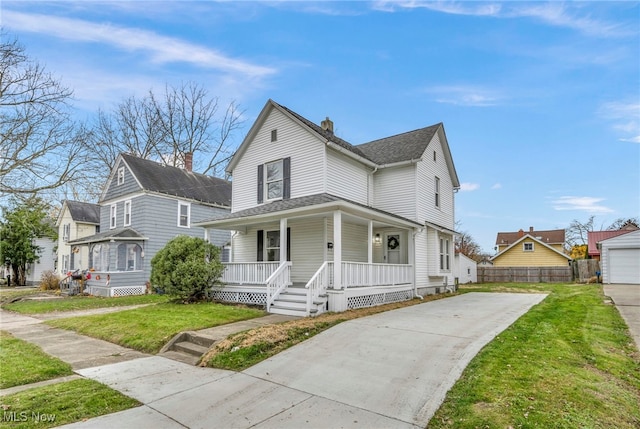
[
  {"left": 270, "top": 285, "right": 328, "bottom": 317},
  {"left": 158, "top": 332, "right": 215, "bottom": 366}
]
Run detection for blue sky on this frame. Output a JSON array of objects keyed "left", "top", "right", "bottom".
[{"left": 3, "top": 1, "right": 639, "bottom": 253}]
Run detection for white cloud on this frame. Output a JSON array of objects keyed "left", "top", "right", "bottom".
[
  {"left": 425, "top": 85, "right": 503, "bottom": 107},
  {"left": 3, "top": 10, "right": 276, "bottom": 78},
  {"left": 491, "top": 183, "right": 502, "bottom": 190},
  {"left": 599, "top": 101, "right": 640, "bottom": 144},
  {"left": 552, "top": 196, "right": 614, "bottom": 213},
  {"left": 379, "top": 1, "right": 635, "bottom": 38},
  {"left": 459, "top": 182, "right": 480, "bottom": 192}
]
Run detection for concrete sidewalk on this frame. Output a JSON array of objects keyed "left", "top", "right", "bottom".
[
  {"left": 603, "top": 284, "right": 640, "bottom": 349},
  {"left": 58, "top": 292, "right": 547, "bottom": 428}
]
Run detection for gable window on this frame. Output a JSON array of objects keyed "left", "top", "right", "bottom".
[
  {"left": 257, "top": 157, "right": 290, "bottom": 203},
  {"left": 63, "top": 223, "right": 71, "bottom": 242},
  {"left": 117, "top": 167, "right": 125, "bottom": 185},
  {"left": 433, "top": 151, "right": 437, "bottom": 162},
  {"left": 271, "top": 129, "right": 278, "bottom": 142},
  {"left": 110, "top": 204, "right": 117, "bottom": 229},
  {"left": 523, "top": 242, "right": 534, "bottom": 252},
  {"left": 435, "top": 176, "right": 441, "bottom": 208},
  {"left": 178, "top": 202, "right": 190, "bottom": 227},
  {"left": 124, "top": 200, "right": 131, "bottom": 226}
]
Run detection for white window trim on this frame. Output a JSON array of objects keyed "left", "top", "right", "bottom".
[
  {"left": 110, "top": 204, "right": 117, "bottom": 229},
  {"left": 523, "top": 242, "right": 534, "bottom": 252},
  {"left": 265, "top": 230, "right": 281, "bottom": 262},
  {"left": 435, "top": 176, "right": 441, "bottom": 208},
  {"left": 123, "top": 200, "right": 132, "bottom": 227},
  {"left": 117, "top": 167, "right": 125, "bottom": 185},
  {"left": 265, "top": 159, "right": 284, "bottom": 201},
  {"left": 178, "top": 202, "right": 191, "bottom": 228},
  {"left": 63, "top": 223, "right": 70, "bottom": 242}
]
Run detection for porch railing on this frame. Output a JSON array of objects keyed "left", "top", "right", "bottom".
[
  {"left": 305, "top": 261, "right": 330, "bottom": 315},
  {"left": 339, "top": 262, "right": 413, "bottom": 288},
  {"left": 266, "top": 262, "right": 291, "bottom": 312},
  {"left": 221, "top": 262, "right": 279, "bottom": 285}
]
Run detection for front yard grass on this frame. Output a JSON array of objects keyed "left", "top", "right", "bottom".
[
  {"left": 0, "top": 379, "right": 140, "bottom": 429},
  {"left": 46, "top": 302, "right": 266, "bottom": 353},
  {"left": 429, "top": 283, "right": 640, "bottom": 428},
  {"left": 0, "top": 331, "right": 73, "bottom": 389},
  {"left": 2, "top": 293, "right": 170, "bottom": 314}
]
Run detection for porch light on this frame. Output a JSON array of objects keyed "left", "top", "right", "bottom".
[{"left": 374, "top": 233, "right": 381, "bottom": 244}]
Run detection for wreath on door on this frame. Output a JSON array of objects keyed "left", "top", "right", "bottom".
[{"left": 387, "top": 236, "right": 400, "bottom": 250}]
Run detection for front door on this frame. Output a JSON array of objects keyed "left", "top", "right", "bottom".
[{"left": 385, "top": 232, "right": 404, "bottom": 264}]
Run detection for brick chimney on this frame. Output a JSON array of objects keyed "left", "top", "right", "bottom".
[
  {"left": 518, "top": 229, "right": 524, "bottom": 238},
  {"left": 184, "top": 152, "right": 193, "bottom": 172},
  {"left": 321, "top": 117, "right": 333, "bottom": 134},
  {"left": 529, "top": 226, "right": 534, "bottom": 234}
]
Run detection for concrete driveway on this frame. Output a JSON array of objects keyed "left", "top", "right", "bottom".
[
  {"left": 62, "top": 292, "right": 546, "bottom": 429},
  {"left": 603, "top": 284, "right": 640, "bottom": 348}
]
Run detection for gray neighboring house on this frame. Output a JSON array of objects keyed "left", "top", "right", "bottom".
[{"left": 70, "top": 153, "right": 231, "bottom": 297}]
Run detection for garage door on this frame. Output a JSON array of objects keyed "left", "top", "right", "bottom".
[{"left": 609, "top": 248, "right": 640, "bottom": 284}]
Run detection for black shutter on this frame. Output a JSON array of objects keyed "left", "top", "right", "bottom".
[
  {"left": 257, "top": 230, "right": 264, "bottom": 261},
  {"left": 286, "top": 227, "right": 291, "bottom": 261},
  {"left": 257, "top": 164, "right": 264, "bottom": 204},
  {"left": 282, "top": 157, "right": 291, "bottom": 200}
]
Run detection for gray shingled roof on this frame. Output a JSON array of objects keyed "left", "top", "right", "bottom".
[
  {"left": 66, "top": 200, "right": 100, "bottom": 224},
  {"left": 356, "top": 124, "right": 441, "bottom": 165},
  {"left": 195, "top": 193, "right": 421, "bottom": 227},
  {"left": 121, "top": 153, "right": 231, "bottom": 207},
  {"left": 68, "top": 227, "right": 146, "bottom": 244}
]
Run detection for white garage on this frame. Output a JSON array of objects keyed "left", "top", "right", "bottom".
[{"left": 600, "top": 230, "right": 640, "bottom": 285}]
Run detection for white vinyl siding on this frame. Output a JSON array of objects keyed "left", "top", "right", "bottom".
[
  {"left": 600, "top": 230, "right": 640, "bottom": 284},
  {"left": 372, "top": 165, "right": 416, "bottom": 221},
  {"left": 326, "top": 149, "right": 370, "bottom": 205},
  {"left": 416, "top": 132, "right": 455, "bottom": 230},
  {"left": 231, "top": 108, "right": 325, "bottom": 212}
]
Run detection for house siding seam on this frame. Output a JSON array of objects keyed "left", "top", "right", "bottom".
[{"left": 231, "top": 108, "right": 325, "bottom": 213}]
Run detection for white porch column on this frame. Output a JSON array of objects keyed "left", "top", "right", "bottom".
[
  {"left": 368, "top": 220, "right": 373, "bottom": 287},
  {"left": 333, "top": 210, "right": 342, "bottom": 290},
  {"left": 409, "top": 228, "right": 416, "bottom": 296},
  {"left": 280, "top": 218, "right": 288, "bottom": 264},
  {"left": 203, "top": 228, "right": 210, "bottom": 243}
]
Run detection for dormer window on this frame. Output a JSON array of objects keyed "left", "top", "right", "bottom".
[{"left": 117, "top": 167, "right": 125, "bottom": 185}]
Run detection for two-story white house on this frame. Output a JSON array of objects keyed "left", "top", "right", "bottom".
[
  {"left": 196, "top": 100, "right": 460, "bottom": 316},
  {"left": 56, "top": 200, "right": 101, "bottom": 276}
]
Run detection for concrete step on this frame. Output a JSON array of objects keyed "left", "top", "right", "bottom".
[
  {"left": 174, "top": 341, "right": 209, "bottom": 357},
  {"left": 159, "top": 350, "right": 200, "bottom": 366},
  {"left": 184, "top": 333, "right": 215, "bottom": 348},
  {"left": 269, "top": 305, "right": 315, "bottom": 317}
]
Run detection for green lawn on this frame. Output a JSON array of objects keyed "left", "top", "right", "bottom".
[
  {"left": 0, "top": 331, "right": 73, "bottom": 389},
  {"left": 0, "top": 379, "right": 140, "bottom": 429},
  {"left": 2, "top": 293, "right": 170, "bottom": 314},
  {"left": 47, "top": 302, "right": 266, "bottom": 353},
  {"left": 429, "top": 283, "right": 640, "bottom": 428}
]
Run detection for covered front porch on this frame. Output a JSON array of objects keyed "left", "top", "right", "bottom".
[{"left": 196, "top": 194, "right": 421, "bottom": 316}]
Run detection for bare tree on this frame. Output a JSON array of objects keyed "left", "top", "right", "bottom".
[
  {"left": 454, "top": 221, "right": 483, "bottom": 261},
  {"left": 565, "top": 215, "right": 595, "bottom": 248},
  {"left": 87, "top": 82, "right": 244, "bottom": 177},
  {"left": 606, "top": 217, "right": 639, "bottom": 230},
  {"left": 0, "top": 35, "right": 86, "bottom": 199}
]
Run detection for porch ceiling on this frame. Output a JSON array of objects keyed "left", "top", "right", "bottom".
[{"left": 194, "top": 193, "right": 421, "bottom": 231}]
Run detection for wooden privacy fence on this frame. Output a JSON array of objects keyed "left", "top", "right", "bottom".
[
  {"left": 571, "top": 259, "right": 601, "bottom": 283},
  {"left": 478, "top": 266, "right": 572, "bottom": 283}
]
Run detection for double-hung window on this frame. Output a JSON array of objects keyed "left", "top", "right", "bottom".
[
  {"left": 63, "top": 224, "right": 70, "bottom": 242},
  {"left": 439, "top": 237, "right": 450, "bottom": 271},
  {"left": 110, "top": 204, "right": 117, "bottom": 229},
  {"left": 257, "top": 157, "right": 290, "bottom": 203},
  {"left": 435, "top": 176, "right": 441, "bottom": 208},
  {"left": 117, "top": 167, "right": 125, "bottom": 185},
  {"left": 124, "top": 200, "right": 131, "bottom": 226},
  {"left": 178, "top": 202, "right": 190, "bottom": 228}
]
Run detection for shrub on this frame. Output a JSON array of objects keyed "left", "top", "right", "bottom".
[
  {"left": 40, "top": 270, "right": 60, "bottom": 290},
  {"left": 150, "top": 236, "right": 224, "bottom": 302}
]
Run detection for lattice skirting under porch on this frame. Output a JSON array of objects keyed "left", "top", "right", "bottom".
[
  {"left": 88, "top": 285, "right": 146, "bottom": 297},
  {"left": 211, "top": 289, "right": 267, "bottom": 306},
  {"left": 347, "top": 288, "right": 413, "bottom": 310}
]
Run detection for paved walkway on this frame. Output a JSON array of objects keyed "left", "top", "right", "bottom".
[
  {"left": 603, "top": 284, "right": 640, "bottom": 349},
  {"left": 43, "top": 292, "right": 547, "bottom": 428}
]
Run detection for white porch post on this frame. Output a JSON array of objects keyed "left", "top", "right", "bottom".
[
  {"left": 280, "top": 218, "right": 288, "bottom": 264},
  {"left": 333, "top": 210, "right": 342, "bottom": 290},
  {"left": 409, "top": 228, "right": 416, "bottom": 296},
  {"left": 203, "top": 227, "right": 210, "bottom": 243},
  {"left": 368, "top": 220, "right": 373, "bottom": 286}
]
